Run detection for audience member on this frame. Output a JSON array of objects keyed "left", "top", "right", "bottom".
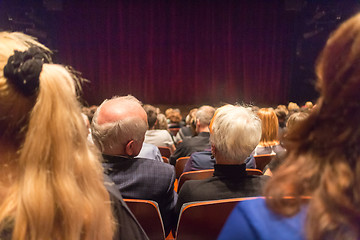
[
  {"left": 304, "top": 101, "right": 313, "bottom": 110},
  {"left": 0, "top": 32, "right": 136, "bottom": 239},
  {"left": 175, "top": 105, "right": 269, "bottom": 219},
  {"left": 263, "top": 111, "right": 310, "bottom": 176},
  {"left": 165, "top": 108, "right": 174, "bottom": 119},
  {"left": 175, "top": 108, "right": 198, "bottom": 142},
  {"left": 219, "top": 13, "right": 360, "bottom": 240},
  {"left": 275, "top": 106, "right": 288, "bottom": 139},
  {"left": 253, "top": 108, "right": 285, "bottom": 156},
  {"left": 285, "top": 111, "right": 309, "bottom": 132},
  {"left": 155, "top": 113, "right": 169, "bottom": 130},
  {"left": 169, "top": 105, "right": 215, "bottom": 165},
  {"left": 167, "top": 108, "right": 184, "bottom": 136},
  {"left": 143, "top": 104, "right": 175, "bottom": 153},
  {"left": 91, "top": 95, "right": 177, "bottom": 234},
  {"left": 287, "top": 101, "right": 300, "bottom": 114}
]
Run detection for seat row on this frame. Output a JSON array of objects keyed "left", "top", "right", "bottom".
[
  {"left": 125, "top": 197, "right": 261, "bottom": 240},
  {"left": 125, "top": 167, "right": 265, "bottom": 239}
]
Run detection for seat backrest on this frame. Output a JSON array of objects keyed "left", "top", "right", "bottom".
[
  {"left": 254, "top": 154, "right": 275, "bottom": 171},
  {"left": 246, "top": 168, "right": 263, "bottom": 175},
  {"left": 162, "top": 156, "right": 169, "bottom": 164},
  {"left": 175, "top": 157, "right": 190, "bottom": 178},
  {"left": 177, "top": 169, "right": 214, "bottom": 192},
  {"left": 176, "top": 197, "right": 260, "bottom": 240},
  {"left": 158, "top": 146, "right": 171, "bottom": 158},
  {"left": 124, "top": 199, "right": 165, "bottom": 240}
]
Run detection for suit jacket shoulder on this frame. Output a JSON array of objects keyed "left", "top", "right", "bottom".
[{"left": 103, "top": 156, "right": 177, "bottom": 234}]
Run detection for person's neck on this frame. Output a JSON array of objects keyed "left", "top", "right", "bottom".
[{"left": 197, "top": 126, "right": 210, "bottom": 133}]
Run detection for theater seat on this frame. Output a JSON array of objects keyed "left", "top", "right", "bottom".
[
  {"left": 124, "top": 199, "right": 165, "bottom": 240},
  {"left": 175, "top": 197, "right": 261, "bottom": 240},
  {"left": 159, "top": 146, "right": 171, "bottom": 158},
  {"left": 162, "top": 156, "right": 169, "bottom": 164},
  {"left": 254, "top": 154, "right": 275, "bottom": 172},
  {"left": 177, "top": 169, "right": 214, "bottom": 193},
  {"left": 246, "top": 168, "right": 263, "bottom": 175},
  {"left": 175, "top": 157, "right": 190, "bottom": 178}
]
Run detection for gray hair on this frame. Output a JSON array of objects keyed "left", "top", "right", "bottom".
[
  {"left": 91, "top": 95, "right": 147, "bottom": 153},
  {"left": 196, "top": 105, "right": 215, "bottom": 126},
  {"left": 210, "top": 104, "right": 261, "bottom": 162}
]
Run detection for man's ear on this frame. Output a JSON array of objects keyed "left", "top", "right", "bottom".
[{"left": 125, "top": 140, "right": 135, "bottom": 156}]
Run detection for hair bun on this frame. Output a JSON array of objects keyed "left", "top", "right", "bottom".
[{"left": 4, "top": 46, "right": 52, "bottom": 96}]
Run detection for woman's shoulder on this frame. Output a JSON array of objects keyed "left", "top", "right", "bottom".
[{"left": 218, "top": 198, "right": 306, "bottom": 240}]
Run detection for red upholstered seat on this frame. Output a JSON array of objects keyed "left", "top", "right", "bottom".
[{"left": 124, "top": 199, "right": 165, "bottom": 240}]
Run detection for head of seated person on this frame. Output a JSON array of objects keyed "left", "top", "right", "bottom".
[
  {"left": 286, "top": 112, "right": 309, "bottom": 133},
  {"left": 210, "top": 104, "right": 261, "bottom": 165},
  {"left": 275, "top": 107, "right": 288, "bottom": 128},
  {"left": 0, "top": 32, "right": 114, "bottom": 239},
  {"left": 185, "top": 108, "right": 198, "bottom": 134},
  {"left": 168, "top": 109, "right": 182, "bottom": 128},
  {"left": 195, "top": 105, "right": 216, "bottom": 134},
  {"left": 155, "top": 113, "right": 168, "bottom": 130},
  {"left": 257, "top": 108, "right": 279, "bottom": 147},
  {"left": 143, "top": 104, "right": 158, "bottom": 130},
  {"left": 91, "top": 95, "right": 148, "bottom": 157}
]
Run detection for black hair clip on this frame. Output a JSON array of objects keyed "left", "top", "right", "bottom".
[{"left": 4, "top": 46, "right": 52, "bottom": 96}]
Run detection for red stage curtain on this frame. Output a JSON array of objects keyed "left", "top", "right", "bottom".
[{"left": 57, "top": 0, "right": 296, "bottom": 106}]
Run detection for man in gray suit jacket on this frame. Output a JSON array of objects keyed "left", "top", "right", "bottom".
[{"left": 91, "top": 95, "right": 177, "bottom": 234}]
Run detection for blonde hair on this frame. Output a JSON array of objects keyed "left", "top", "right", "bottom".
[
  {"left": 257, "top": 108, "right": 279, "bottom": 147},
  {"left": 287, "top": 102, "right": 300, "bottom": 111},
  {"left": 0, "top": 32, "right": 114, "bottom": 240}
]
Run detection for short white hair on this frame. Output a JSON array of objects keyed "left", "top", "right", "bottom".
[
  {"left": 91, "top": 95, "right": 147, "bottom": 153},
  {"left": 196, "top": 105, "right": 215, "bottom": 126},
  {"left": 210, "top": 104, "right": 261, "bottom": 162}
]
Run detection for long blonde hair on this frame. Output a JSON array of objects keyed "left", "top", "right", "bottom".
[{"left": 0, "top": 32, "right": 114, "bottom": 240}]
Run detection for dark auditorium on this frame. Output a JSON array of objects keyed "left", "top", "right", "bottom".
[{"left": 1, "top": 0, "right": 360, "bottom": 239}]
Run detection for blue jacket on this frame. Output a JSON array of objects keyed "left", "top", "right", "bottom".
[{"left": 218, "top": 198, "right": 306, "bottom": 240}]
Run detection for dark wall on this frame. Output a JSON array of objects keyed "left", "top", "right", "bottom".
[{"left": 288, "top": 0, "right": 360, "bottom": 105}]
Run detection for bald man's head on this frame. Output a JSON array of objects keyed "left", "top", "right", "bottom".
[{"left": 91, "top": 95, "right": 148, "bottom": 156}]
